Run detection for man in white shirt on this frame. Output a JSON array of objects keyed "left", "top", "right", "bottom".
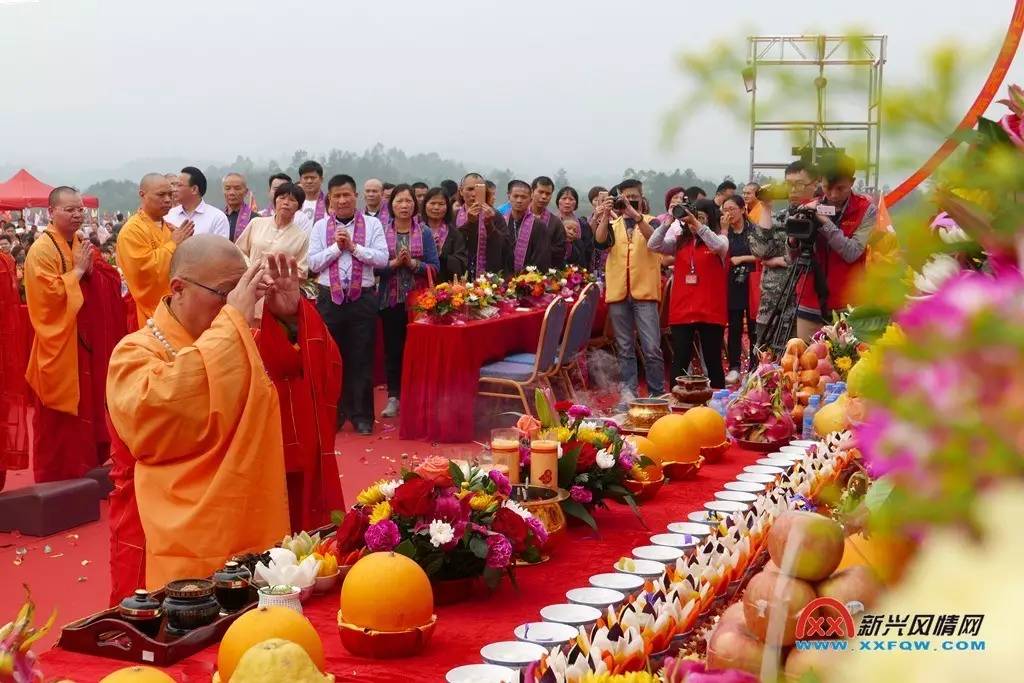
[
  {"left": 298, "top": 160, "right": 326, "bottom": 228},
  {"left": 165, "top": 166, "right": 230, "bottom": 238},
  {"left": 308, "top": 173, "right": 389, "bottom": 435}
]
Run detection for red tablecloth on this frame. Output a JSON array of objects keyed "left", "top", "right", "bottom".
[
  {"left": 38, "top": 446, "right": 759, "bottom": 682},
  {"left": 399, "top": 309, "right": 545, "bottom": 443}
]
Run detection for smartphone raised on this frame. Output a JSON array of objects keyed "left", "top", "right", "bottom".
[{"left": 474, "top": 183, "right": 487, "bottom": 206}]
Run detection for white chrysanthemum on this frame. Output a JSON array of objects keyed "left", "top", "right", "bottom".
[
  {"left": 468, "top": 294, "right": 479, "bottom": 302},
  {"left": 378, "top": 479, "right": 403, "bottom": 500},
  {"left": 502, "top": 499, "right": 532, "bottom": 520},
  {"left": 596, "top": 449, "right": 615, "bottom": 469},
  {"left": 483, "top": 287, "right": 493, "bottom": 296},
  {"left": 428, "top": 519, "right": 455, "bottom": 548},
  {"left": 526, "top": 265, "right": 538, "bottom": 273}
]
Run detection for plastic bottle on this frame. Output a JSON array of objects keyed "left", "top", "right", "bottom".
[
  {"left": 709, "top": 390, "right": 728, "bottom": 417},
  {"left": 802, "top": 395, "right": 821, "bottom": 439}
]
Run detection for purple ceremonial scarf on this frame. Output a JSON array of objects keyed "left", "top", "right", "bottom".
[
  {"left": 365, "top": 202, "right": 390, "bottom": 225},
  {"left": 326, "top": 213, "right": 367, "bottom": 304},
  {"left": 503, "top": 208, "right": 550, "bottom": 272},
  {"left": 229, "top": 192, "right": 257, "bottom": 242},
  {"left": 385, "top": 219, "right": 425, "bottom": 302},
  {"left": 314, "top": 191, "right": 326, "bottom": 223},
  {"left": 457, "top": 206, "right": 488, "bottom": 275},
  {"left": 428, "top": 217, "right": 448, "bottom": 251}
]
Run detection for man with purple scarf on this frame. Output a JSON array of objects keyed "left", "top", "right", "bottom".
[
  {"left": 501, "top": 176, "right": 567, "bottom": 272},
  {"left": 308, "top": 174, "right": 389, "bottom": 435},
  {"left": 222, "top": 172, "right": 256, "bottom": 242}
]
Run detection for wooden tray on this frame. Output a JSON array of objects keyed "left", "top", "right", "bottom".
[{"left": 57, "top": 590, "right": 256, "bottom": 666}]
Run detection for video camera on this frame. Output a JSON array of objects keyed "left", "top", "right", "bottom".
[{"left": 784, "top": 206, "right": 819, "bottom": 241}]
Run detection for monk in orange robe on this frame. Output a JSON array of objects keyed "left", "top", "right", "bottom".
[
  {"left": 23, "top": 187, "right": 127, "bottom": 483},
  {"left": 116, "top": 173, "right": 193, "bottom": 328},
  {"left": 106, "top": 238, "right": 338, "bottom": 592},
  {"left": 0, "top": 250, "right": 29, "bottom": 490}
]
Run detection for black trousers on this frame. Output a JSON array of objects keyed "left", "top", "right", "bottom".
[
  {"left": 727, "top": 308, "right": 756, "bottom": 371},
  {"left": 379, "top": 304, "right": 408, "bottom": 399},
  {"left": 670, "top": 323, "right": 726, "bottom": 389},
  {"left": 317, "top": 287, "right": 378, "bottom": 426}
]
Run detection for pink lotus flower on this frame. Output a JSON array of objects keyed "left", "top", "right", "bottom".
[{"left": 1000, "top": 112, "right": 1024, "bottom": 151}]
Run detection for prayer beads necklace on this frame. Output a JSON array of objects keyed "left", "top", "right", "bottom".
[{"left": 146, "top": 318, "right": 178, "bottom": 358}]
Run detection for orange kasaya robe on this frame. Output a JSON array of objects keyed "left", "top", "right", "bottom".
[
  {"left": 116, "top": 212, "right": 176, "bottom": 328},
  {"left": 106, "top": 300, "right": 291, "bottom": 591},
  {"left": 0, "top": 252, "right": 29, "bottom": 483},
  {"left": 24, "top": 227, "right": 127, "bottom": 483},
  {"left": 106, "top": 298, "right": 345, "bottom": 602}
]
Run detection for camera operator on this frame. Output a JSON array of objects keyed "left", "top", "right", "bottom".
[
  {"left": 648, "top": 199, "right": 729, "bottom": 389},
  {"left": 791, "top": 154, "right": 876, "bottom": 340},
  {"left": 594, "top": 179, "right": 667, "bottom": 405},
  {"left": 750, "top": 160, "right": 815, "bottom": 348}
]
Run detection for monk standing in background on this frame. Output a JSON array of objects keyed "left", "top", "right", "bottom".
[
  {"left": 106, "top": 237, "right": 341, "bottom": 593},
  {"left": 117, "top": 173, "right": 193, "bottom": 327},
  {"left": 23, "top": 187, "right": 127, "bottom": 482},
  {"left": 0, "top": 248, "right": 28, "bottom": 490}
]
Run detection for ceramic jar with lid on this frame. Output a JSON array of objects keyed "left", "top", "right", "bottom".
[
  {"left": 117, "top": 589, "right": 162, "bottom": 638},
  {"left": 213, "top": 560, "right": 253, "bottom": 614},
  {"left": 162, "top": 579, "right": 219, "bottom": 634}
]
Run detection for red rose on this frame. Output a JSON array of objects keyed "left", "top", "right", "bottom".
[
  {"left": 336, "top": 508, "right": 369, "bottom": 553},
  {"left": 391, "top": 477, "right": 435, "bottom": 518},
  {"left": 567, "top": 440, "right": 598, "bottom": 472},
  {"left": 492, "top": 507, "right": 529, "bottom": 551},
  {"left": 554, "top": 400, "right": 573, "bottom": 414}
]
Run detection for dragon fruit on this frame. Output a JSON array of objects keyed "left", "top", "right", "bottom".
[{"left": 726, "top": 362, "right": 795, "bottom": 443}]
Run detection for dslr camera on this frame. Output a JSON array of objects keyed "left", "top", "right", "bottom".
[
  {"left": 670, "top": 202, "right": 699, "bottom": 221},
  {"left": 607, "top": 187, "right": 628, "bottom": 211},
  {"left": 784, "top": 206, "right": 819, "bottom": 241}
]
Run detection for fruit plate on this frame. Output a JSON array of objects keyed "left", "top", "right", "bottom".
[
  {"left": 736, "top": 437, "right": 790, "bottom": 453},
  {"left": 699, "top": 440, "right": 730, "bottom": 463},
  {"left": 663, "top": 457, "right": 704, "bottom": 480},
  {"left": 337, "top": 612, "right": 438, "bottom": 658},
  {"left": 623, "top": 475, "right": 665, "bottom": 502}
]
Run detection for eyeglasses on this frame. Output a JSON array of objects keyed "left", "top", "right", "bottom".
[
  {"left": 786, "top": 180, "right": 816, "bottom": 190},
  {"left": 181, "top": 276, "right": 230, "bottom": 299}
]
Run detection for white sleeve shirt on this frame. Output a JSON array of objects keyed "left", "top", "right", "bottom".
[
  {"left": 165, "top": 200, "right": 230, "bottom": 238},
  {"left": 308, "top": 214, "right": 390, "bottom": 289}
]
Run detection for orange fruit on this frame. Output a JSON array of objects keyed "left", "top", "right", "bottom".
[
  {"left": 799, "top": 350, "right": 819, "bottom": 371},
  {"left": 647, "top": 414, "right": 701, "bottom": 463},
  {"left": 799, "top": 369, "right": 820, "bottom": 387},
  {"left": 217, "top": 607, "right": 324, "bottom": 683},
  {"left": 781, "top": 354, "right": 797, "bottom": 372},
  {"left": 340, "top": 552, "right": 434, "bottom": 631},
  {"left": 681, "top": 406, "right": 726, "bottom": 449},
  {"left": 99, "top": 668, "right": 175, "bottom": 683},
  {"left": 625, "top": 435, "right": 667, "bottom": 466},
  {"left": 786, "top": 338, "right": 808, "bottom": 356}
]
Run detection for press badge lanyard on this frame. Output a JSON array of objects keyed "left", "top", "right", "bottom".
[{"left": 684, "top": 235, "right": 698, "bottom": 285}]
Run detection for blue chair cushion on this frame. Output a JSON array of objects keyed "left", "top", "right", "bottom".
[
  {"left": 480, "top": 361, "right": 534, "bottom": 381},
  {"left": 505, "top": 352, "right": 536, "bottom": 365}
]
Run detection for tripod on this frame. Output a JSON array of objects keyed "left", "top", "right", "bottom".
[{"left": 759, "top": 241, "right": 830, "bottom": 356}]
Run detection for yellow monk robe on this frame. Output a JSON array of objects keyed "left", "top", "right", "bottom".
[
  {"left": 106, "top": 300, "right": 290, "bottom": 589},
  {"left": 116, "top": 212, "right": 176, "bottom": 328},
  {"left": 25, "top": 227, "right": 125, "bottom": 482},
  {"left": 25, "top": 227, "right": 83, "bottom": 414}
]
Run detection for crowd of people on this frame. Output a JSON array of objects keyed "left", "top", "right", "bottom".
[
  {"left": 0, "top": 153, "right": 876, "bottom": 601},
  {"left": 2, "top": 155, "right": 876, "bottom": 423}
]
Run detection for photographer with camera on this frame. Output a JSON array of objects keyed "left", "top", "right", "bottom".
[
  {"left": 721, "top": 195, "right": 757, "bottom": 383},
  {"left": 648, "top": 196, "right": 729, "bottom": 389},
  {"left": 595, "top": 179, "right": 666, "bottom": 404},
  {"left": 750, "top": 160, "right": 815, "bottom": 351},
  {"left": 791, "top": 154, "right": 876, "bottom": 340}
]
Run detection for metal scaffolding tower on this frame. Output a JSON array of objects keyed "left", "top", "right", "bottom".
[{"left": 746, "top": 34, "right": 887, "bottom": 193}]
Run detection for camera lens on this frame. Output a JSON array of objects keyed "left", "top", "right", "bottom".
[{"left": 671, "top": 204, "right": 686, "bottom": 220}]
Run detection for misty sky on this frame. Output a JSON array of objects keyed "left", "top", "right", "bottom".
[{"left": 2, "top": 0, "right": 1022, "bottom": 185}]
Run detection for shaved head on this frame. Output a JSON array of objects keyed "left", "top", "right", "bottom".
[
  {"left": 224, "top": 172, "right": 247, "bottom": 184},
  {"left": 48, "top": 185, "right": 80, "bottom": 209},
  {"left": 364, "top": 178, "right": 383, "bottom": 191},
  {"left": 140, "top": 172, "right": 167, "bottom": 192},
  {"left": 170, "top": 234, "right": 245, "bottom": 279}
]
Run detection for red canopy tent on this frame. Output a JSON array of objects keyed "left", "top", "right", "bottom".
[{"left": 0, "top": 169, "right": 99, "bottom": 210}]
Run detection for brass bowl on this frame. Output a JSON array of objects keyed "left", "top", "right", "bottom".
[
  {"left": 626, "top": 397, "right": 670, "bottom": 429},
  {"left": 510, "top": 485, "right": 568, "bottom": 551}
]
